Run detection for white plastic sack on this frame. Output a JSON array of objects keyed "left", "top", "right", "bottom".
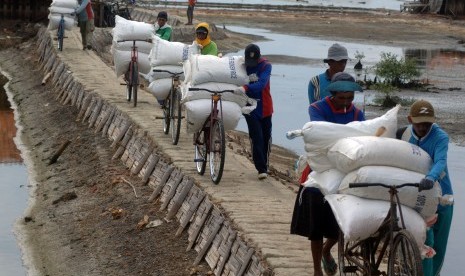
[
  {"left": 339, "top": 166, "right": 441, "bottom": 218},
  {"left": 50, "top": 0, "right": 77, "bottom": 9},
  {"left": 326, "top": 194, "right": 427, "bottom": 248},
  {"left": 149, "top": 36, "right": 198, "bottom": 67},
  {"left": 48, "top": 14, "right": 75, "bottom": 30},
  {"left": 112, "top": 40, "right": 153, "bottom": 55},
  {"left": 286, "top": 105, "right": 399, "bottom": 172},
  {"left": 113, "top": 49, "right": 151, "bottom": 77},
  {"left": 328, "top": 136, "right": 432, "bottom": 174},
  {"left": 180, "top": 82, "right": 250, "bottom": 106},
  {"left": 147, "top": 78, "right": 172, "bottom": 101},
  {"left": 184, "top": 99, "right": 242, "bottom": 133},
  {"left": 189, "top": 55, "right": 249, "bottom": 86},
  {"left": 303, "top": 169, "right": 345, "bottom": 195},
  {"left": 112, "top": 15, "right": 154, "bottom": 43},
  {"left": 49, "top": 6, "right": 75, "bottom": 14}
]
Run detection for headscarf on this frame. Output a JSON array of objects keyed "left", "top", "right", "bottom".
[{"left": 195, "top": 22, "right": 212, "bottom": 48}]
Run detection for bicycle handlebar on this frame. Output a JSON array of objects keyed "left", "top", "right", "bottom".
[
  {"left": 349, "top": 182, "right": 433, "bottom": 192},
  {"left": 116, "top": 39, "right": 152, "bottom": 43},
  {"left": 188, "top": 88, "right": 234, "bottom": 93},
  {"left": 152, "top": 69, "right": 183, "bottom": 76}
]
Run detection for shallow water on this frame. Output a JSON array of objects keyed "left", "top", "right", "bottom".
[{"left": 0, "top": 73, "right": 28, "bottom": 275}]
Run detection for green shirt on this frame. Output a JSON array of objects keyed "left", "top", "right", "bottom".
[
  {"left": 155, "top": 25, "right": 172, "bottom": 41},
  {"left": 201, "top": 41, "right": 218, "bottom": 56}
]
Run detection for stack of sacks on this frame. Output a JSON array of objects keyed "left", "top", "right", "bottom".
[
  {"left": 287, "top": 105, "right": 440, "bottom": 257},
  {"left": 181, "top": 54, "right": 256, "bottom": 133},
  {"left": 286, "top": 105, "right": 400, "bottom": 173},
  {"left": 328, "top": 136, "right": 441, "bottom": 219},
  {"left": 111, "top": 15, "right": 153, "bottom": 78},
  {"left": 48, "top": 0, "right": 77, "bottom": 31},
  {"left": 144, "top": 35, "right": 199, "bottom": 104}
]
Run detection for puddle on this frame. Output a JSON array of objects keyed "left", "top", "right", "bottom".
[{"left": 0, "top": 72, "right": 28, "bottom": 275}]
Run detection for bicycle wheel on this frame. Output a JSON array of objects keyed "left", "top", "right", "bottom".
[
  {"left": 131, "top": 62, "right": 138, "bottom": 107},
  {"left": 125, "top": 68, "right": 132, "bottom": 102},
  {"left": 170, "top": 88, "right": 182, "bottom": 145},
  {"left": 209, "top": 119, "right": 225, "bottom": 184},
  {"left": 57, "top": 22, "right": 64, "bottom": 51},
  {"left": 388, "top": 230, "right": 423, "bottom": 276},
  {"left": 163, "top": 89, "right": 171, "bottom": 134},
  {"left": 194, "top": 130, "right": 207, "bottom": 175},
  {"left": 338, "top": 230, "right": 366, "bottom": 275}
]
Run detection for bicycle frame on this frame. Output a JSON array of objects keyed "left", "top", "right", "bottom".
[{"left": 340, "top": 182, "right": 427, "bottom": 275}]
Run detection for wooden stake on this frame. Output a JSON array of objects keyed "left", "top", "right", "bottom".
[{"left": 48, "top": 140, "right": 71, "bottom": 165}]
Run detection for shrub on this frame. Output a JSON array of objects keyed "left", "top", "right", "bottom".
[{"left": 374, "top": 52, "right": 421, "bottom": 87}]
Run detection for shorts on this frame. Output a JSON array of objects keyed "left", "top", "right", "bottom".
[{"left": 290, "top": 185, "right": 339, "bottom": 241}]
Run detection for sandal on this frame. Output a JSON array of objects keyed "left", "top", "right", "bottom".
[{"left": 322, "top": 255, "right": 338, "bottom": 276}]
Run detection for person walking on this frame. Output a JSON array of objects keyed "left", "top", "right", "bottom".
[
  {"left": 291, "top": 72, "right": 364, "bottom": 276},
  {"left": 308, "top": 43, "right": 349, "bottom": 104},
  {"left": 154, "top": 11, "right": 172, "bottom": 41},
  {"left": 397, "top": 100, "right": 454, "bottom": 276},
  {"left": 75, "top": 0, "right": 94, "bottom": 50},
  {"left": 195, "top": 23, "right": 218, "bottom": 56},
  {"left": 234, "top": 44, "right": 273, "bottom": 180},
  {"left": 186, "top": 0, "right": 196, "bottom": 25}
]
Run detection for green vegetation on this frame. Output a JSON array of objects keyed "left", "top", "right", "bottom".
[{"left": 371, "top": 52, "right": 422, "bottom": 108}]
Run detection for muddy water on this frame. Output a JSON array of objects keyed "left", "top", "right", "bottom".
[{"left": 0, "top": 73, "right": 28, "bottom": 275}]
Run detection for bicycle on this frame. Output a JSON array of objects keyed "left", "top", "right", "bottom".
[
  {"left": 118, "top": 39, "right": 150, "bottom": 107},
  {"left": 56, "top": 13, "right": 74, "bottom": 51},
  {"left": 338, "top": 181, "right": 433, "bottom": 276},
  {"left": 189, "top": 88, "right": 233, "bottom": 184},
  {"left": 152, "top": 69, "right": 184, "bottom": 145}
]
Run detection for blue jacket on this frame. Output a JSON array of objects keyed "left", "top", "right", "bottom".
[
  {"left": 403, "top": 124, "right": 453, "bottom": 198},
  {"left": 308, "top": 70, "right": 331, "bottom": 104},
  {"left": 244, "top": 58, "right": 273, "bottom": 120},
  {"left": 309, "top": 96, "right": 365, "bottom": 123},
  {"left": 76, "top": 0, "right": 93, "bottom": 22}
]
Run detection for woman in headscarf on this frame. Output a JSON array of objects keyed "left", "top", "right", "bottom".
[{"left": 194, "top": 22, "right": 218, "bottom": 56}]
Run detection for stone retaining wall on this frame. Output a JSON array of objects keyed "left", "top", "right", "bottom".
[{"left": 35, "top": 27, "right": 269, "bottom": 276}]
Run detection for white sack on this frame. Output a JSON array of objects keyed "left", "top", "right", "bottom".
[
  {"left": 49, "top": 6, "right": 75, "bottom": 14},
  {"left": 189, "top": 55, "right": 249, "bottom": 86},
  {"left": 149, "top": 36, "right": 198, "bottom": 66},
  {"left": 113, "top": 50, "right": 151, "bottom": 77},
  {"left": 147, "top": 78, "right": 172, "bottom": 101},
  {"left": 112, "top": 40, "right": 153, "bottom": 55},
  {"left": 339, "top": 166, "right": 441, "bottom": 218},
  {"left": 112, "top": 15, "right": 154, "bottom": 42},
  {"left": 184, "top": 99, "right": 242, "bottom": 133},
  {"left": 303, "top": 169, "right": 345, "bottom": 195},
  {"left": 50, "top": 0, "right": 77, "bottom": 9},
  {"left": 48, "top": 14, "right": 75, "bottom": 30},
  {"left": 286, "top": 105, "right": 399, "bottom": 172},
  {"left": 328, "top": 136, "right": 432, "bottom": 174},
  {"left": 326, "top": 194, "right": 427, "bottom": 248}
]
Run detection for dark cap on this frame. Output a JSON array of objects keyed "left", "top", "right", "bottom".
[
  {"left": 409, "top": 100, "right": 435, "bottom": 123},
  {"left": 157, "top": 11, "right": 168, "bottom": 20},
  {"left": 244, "top": 44, "right": 261, "bottom": 67}
]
